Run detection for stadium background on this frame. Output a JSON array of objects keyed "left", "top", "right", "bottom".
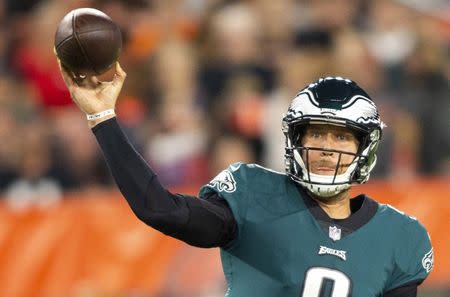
[{"left": 0, "top": 0, "right": 448, "bottom": 296}]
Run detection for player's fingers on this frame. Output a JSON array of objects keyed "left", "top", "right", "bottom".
[
  {"left": 90, "top": 76, "right": 102, "bottom": 86},
  {"left": 73, "top": 73, "right": 89, "bottom": 87},
  {"left": 90, "top": 76, "right": 109, "bottom": 92},
  {"left": 75, "top": 74, "right": 103, "bottom": 90}
]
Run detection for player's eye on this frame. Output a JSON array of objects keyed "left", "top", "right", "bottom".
[
  {"left": 309, "top": 131, "right": 322, "bottom": 138},
  {"left": 336, "top": 133, "right": 354, "bottom": 141}
]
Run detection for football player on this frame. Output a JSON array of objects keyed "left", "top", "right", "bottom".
[{"left": 57, "top": 59, "right": 433, "bottom": 297}]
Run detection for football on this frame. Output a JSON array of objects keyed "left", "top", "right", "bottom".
[{"left": 54, "top": 8, "right": 122, "bottom": 76}]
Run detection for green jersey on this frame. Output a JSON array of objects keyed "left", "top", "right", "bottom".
[{"left": 199, "top": 163, "right": 433, "bottom": 297}]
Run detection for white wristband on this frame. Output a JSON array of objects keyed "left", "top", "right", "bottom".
[{"left": 86, "top": 109, "right": 116, "bottom": 121}]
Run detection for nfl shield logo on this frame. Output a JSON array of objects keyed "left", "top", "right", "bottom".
[{"left": 329, "top": 226, "right": 341, "bottom": 241}]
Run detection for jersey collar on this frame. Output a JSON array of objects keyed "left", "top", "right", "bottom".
[{"left": 298, "top": 186, "right": 379, "bottom": 236}]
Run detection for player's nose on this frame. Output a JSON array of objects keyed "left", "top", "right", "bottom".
[{"left": 319, "top": 133, "right": 336, "bottom": 152}]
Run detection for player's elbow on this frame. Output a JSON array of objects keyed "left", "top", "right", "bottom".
[{"left": 133, "top": 208, "right": 189, "bottom": 238}]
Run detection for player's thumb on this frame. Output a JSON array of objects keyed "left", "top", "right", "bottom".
[
  {"left": 116, "top": 62, "right": 127, "bottom": 77},
  {"left": 112, "top": 62, "right": 126, "bottom": 85}
]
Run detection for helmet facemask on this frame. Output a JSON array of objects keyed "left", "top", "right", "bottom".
[{"left": 284, "top": 121, "right": 378, "bottom": 198}]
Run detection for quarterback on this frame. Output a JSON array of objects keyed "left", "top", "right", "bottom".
[{"left": 57, "top": 59, "right": 433, "bottom": 297}]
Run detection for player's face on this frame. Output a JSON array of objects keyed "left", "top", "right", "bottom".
[{"left": 301, "top": 125, "right": 359, "bottom": 175}]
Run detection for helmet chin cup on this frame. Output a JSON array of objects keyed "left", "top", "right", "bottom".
[{"left": 299, "top": 181, "right": 351, "bottom": 198}]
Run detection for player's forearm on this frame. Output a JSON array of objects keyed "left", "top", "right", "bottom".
[
  {"left": 92, "top": 118, "right": 188, "bottom": 228},
  {"left": 91, "top": 118, "right": 237, "bottom": 247}
]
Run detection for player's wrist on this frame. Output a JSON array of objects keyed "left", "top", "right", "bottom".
[
  {"left": 86, "top": 109, "right": 115, "bottom": 121},
  {"left": 87, "top": 110, "right": 116, "bottom": 128}
]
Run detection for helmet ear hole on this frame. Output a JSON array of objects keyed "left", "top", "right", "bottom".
[
  {"left": 291, "top": 125, "right": 307, "bottom": 146},
  {"left": 354, "top": 131, "right": 368, "bottom": 154}
]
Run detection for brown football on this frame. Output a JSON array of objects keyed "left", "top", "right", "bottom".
[{"left": 54, "top": 8, "right": 122, "bottom": 76}]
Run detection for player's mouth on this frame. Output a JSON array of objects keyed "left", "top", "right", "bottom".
[{"left": 313, "top": 167, "right": 336, "bottom": 175}]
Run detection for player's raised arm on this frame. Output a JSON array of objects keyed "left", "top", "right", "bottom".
[{"left": 56, "top": 60, "right": 237, "bottom": 248}]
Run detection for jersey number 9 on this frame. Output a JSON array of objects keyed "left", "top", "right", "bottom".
[{"left": 302, "top": 267, "right": 351, "bottom": 297}]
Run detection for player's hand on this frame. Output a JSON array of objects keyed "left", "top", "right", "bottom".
[{"left": 56, "top": 57, "right": 126, "bottom": 117}]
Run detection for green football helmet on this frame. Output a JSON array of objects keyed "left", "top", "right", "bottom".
[{"left": 282, "top": 77, "right": 385, "bottom": 197}]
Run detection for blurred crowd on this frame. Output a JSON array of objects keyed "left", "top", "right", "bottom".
[{"left": 0, "top": 0, "right": 449, "bottom": 206}]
